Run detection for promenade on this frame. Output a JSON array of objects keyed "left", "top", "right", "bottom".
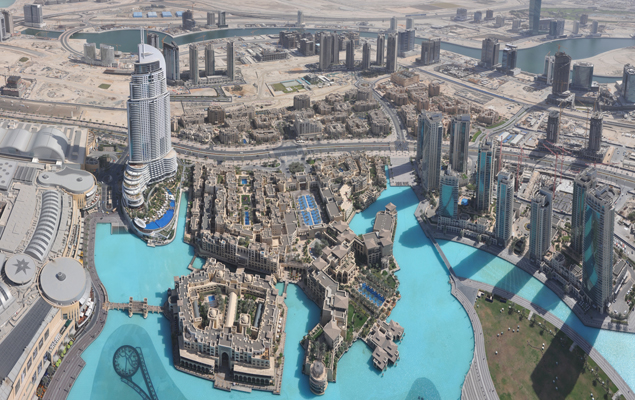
[{"left": 43, "top": 212, "right": 124, "bottom": 400}]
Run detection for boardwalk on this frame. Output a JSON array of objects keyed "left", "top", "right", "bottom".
[
  {"left": 417, "top": 217, "right": 499, "bottom": 400},
  {"left": 105, "top": 298, "right": 162, "bottom": 318}
]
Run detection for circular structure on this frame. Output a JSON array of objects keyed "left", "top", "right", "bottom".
[
  {"left": 39, "top": 257, "right": 90, "bottom": 306},
  {"left": 113, "top": 345, "right": 140, "bottom": 378},
  {"left": 4, "top": 254, "right": 37, "bottom": 285},
  {"left": 309, "top": 360, "right": 328, "bottom": 395}
]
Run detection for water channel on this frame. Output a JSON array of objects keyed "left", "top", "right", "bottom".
[{"left": 67, "top": 175, "right": 635, "bottom": 399}]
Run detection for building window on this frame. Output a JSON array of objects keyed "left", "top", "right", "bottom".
[
  {"left": 33, "top": 346, "right": 38, "bottom": 361},
  {"left": 38, "top": 338, "right": 43, "bottom": 350},
  {"left": 31, "top": 372, "right": 36, "bottom": 385},
  {"left": 27, "top": 359, "right": 32, "bottom": 370},
  {"left": 14, "top": 379, "right": 20, "bottom": 394},
  {"left": 44, "top": 329, "right": 49, "bottom": 340},
  {"left": 38, "top": 361, "right": 43, "bottom": 375},
  {"left": 21, "top": 370, "right": 26, "bottom": 383}
]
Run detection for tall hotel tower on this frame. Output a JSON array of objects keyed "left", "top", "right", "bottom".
[{"left": 122, "top": 40, "right": 178, "bottom": 207}]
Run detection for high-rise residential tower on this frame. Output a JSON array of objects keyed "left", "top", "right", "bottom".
[
  {"left": 552, "top": 51, "right": 571, "bottom": 95},
  {"left": 204, "top": 43, "right": 215, "bottom": 76},
  {"left": 227, "top": 41, "right": 235, "bottom": 80},
  {"left": 588, "top": 111, "right": 603, "bottom": 152},
  {"left": 480, "top": 37, "right": 499, "bottom": 68},
  {"left": 417, "top": 112, "right": 444, "bottom": 192},
  {"left": 439, "top": 167, "right": 459, "bottom": 219},
  {"left": 319, "top": 33, "right": 333, "bottom": 71},
  {"left": 361, "top": 42, "right": 371, "bottom": 70},
  {"left": 189, "top": 44, "right": 199, "bottom": 85},
  {"left": 546, "top": 110, "right": 559, "bottom": 143},
  {"left": 449, "top": 114, "right": 470, "bottom": 174},
  {"left": 476, "top": 139, "right": 496, "bottom": 211},
  {"left": 122, "top": 41, "right": 177, "bottom": 207},
  {"left": 386, "top": 33, "right": 398, "bottom": 73},
  {"left": 163, "top": 41, "right": 180, "bottom": 82},
  {"left": 420, "top": 38, "right": 441, "bottom": 65},
  {"left": 495, "top": 170, "right": 515, "bottom": 245},
  {"left": 571, "top": 167, "right": 596, "bottom": 256},
  {"left": 376, "top": 34, "right": 385, "bottom": 66},
  {"left": 345, "top": 40, "right": 355, "bottom": 70},
  {"left": 529, "top": 189, "right": 552, "bottom": 262},
  {"left": 582, "top": 185, "right": 616, "bottom": 311},
  {"left": 621, "top": 64, "right": 635, "bottom": 103}
]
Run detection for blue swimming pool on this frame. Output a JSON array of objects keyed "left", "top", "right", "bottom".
[
  {"left": 359, "top": 283, "right": 385, "bottom": 306},
  {"left": 241, "top": 178, "right": 248, "bottom": 184},
  {"left": 144, "top": 190, "right": 176, "bottom": 230}
]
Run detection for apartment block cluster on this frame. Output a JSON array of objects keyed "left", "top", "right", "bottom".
[
  {"left": 0, "top": 9, "right": 14, "bottom": 41},
  {"left": 187, "top": 154, "right": 387, "bottom": 276},
  {"left": 181, "top": 10, "right": 228, "bottom": 31},
  {"left": 168, "top": 258, "right": 282, "bottom": 387},
  {"left": 415, "top": 111, "right": 621, "bottom": 313}
]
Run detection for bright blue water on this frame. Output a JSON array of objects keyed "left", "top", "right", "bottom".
[
  {"left": 144, "top": 193, "right": 175, "bottom": 230},
  {"left": 207, "top": 295, "right": 215, "bottom": 302},
  {"left": 439, "top": 240, "right": 635, "bottom": 392}
]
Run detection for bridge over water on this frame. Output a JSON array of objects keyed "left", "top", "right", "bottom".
[{"left": 105, "top": 297, "right": 162, "bottom": 318}]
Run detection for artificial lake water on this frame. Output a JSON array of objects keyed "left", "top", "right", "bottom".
[{"left": 69, "top": 183, "right": 635, "bottom": 399}]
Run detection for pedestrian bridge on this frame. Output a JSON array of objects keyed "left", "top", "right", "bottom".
[{"left": 105, "top": 297, "right": 162, "bottom": 318}]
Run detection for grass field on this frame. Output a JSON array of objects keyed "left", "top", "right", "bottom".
[
  {"left": 475, "top": 293, "right": 622, "bottom": 400},
  {"left": 471, "top": 129, "right": 482, "bottom": 142},
  {"left": 98, "top": 84, "right": 111, "bottom": 90},
  {"left": 19, "top": 57, "right": 29, "bottom": 62},
  {"left": 271, "top": 82, "right": 303, "bottom": 93},
  {"left": 486, "top": 119, "right": 508, "bottom": 129}
]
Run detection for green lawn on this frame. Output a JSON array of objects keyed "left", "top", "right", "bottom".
[
  {"left": 241, "top": 194, "right": 250, "bottom": 205},
  {"left": 476, "top": 294, "right": 621, "bottom": 400},
  {"left": 19, "top": 57, "right": 29, "bottom": 62},
  {"left": 348, "top": 304, "right": 368, "bottom": 331},
  {"left": 486, "top": 119, "right": 508, "bottom": 129},
  {"left": 271, "top": 82, "right": 303, "bottom": 93},
  {"left": 471, "top": 129, "right": 482, "bottom": 142},
  {"left": 98, "top": 83, "right": 111, "bottom": 90}
]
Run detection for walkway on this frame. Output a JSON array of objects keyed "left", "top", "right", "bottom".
[
  {"left": 43, "top": 212, "right": 124, "bottom": 400},
  {"left": 417, "top": 216, "right": 499, "bottom": 400}
]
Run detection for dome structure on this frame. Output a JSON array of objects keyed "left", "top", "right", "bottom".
[
  {"left": 4, "top": 254, "right": 37, "bottom": 285},
  {"left": 39, "top": 257, "right": 91, "bottom": 316}
]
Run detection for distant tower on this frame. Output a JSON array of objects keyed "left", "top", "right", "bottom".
[
  {"left": 100, "top": 44, "right": 115, "bottom": 67},
  {"left": 449, "top": 114, "right": 470, "bottom": 174},
  {"left": 528, "top": 0, "right": 541, "bottom": 34},
  {"left": 572, "top": 62, "right": 594, "bottom": 91},
  {"left": 552, "top": 51, "right": 571, "bottom": 95},
  {"left": 572, "top": 20, "right": 580, "bottom": 35},
  {"left": 147, "top": 32, "right": 159, "bottom": 49},
  {"left": 332, "top": 34, "right": 340, "bottom": 65},
  {"left": 621, "top": 64, "right": 635, "bottom": 103},
  {"left": 580, "top": 14, "right": 589, "bottom": 25},
  {"left": 204, "top": 43, "right": 215, "bottom": 77},
  {"left": 495, "top": 170, "right": 515, "bottom": 246},
  {"left": 23, "top": 4, "right": 44, "bottom": 28},
  {"left": 206, "top": 12, "right": 215, "bottom": 27},
  {"left": 376, "top": 33, "right": 385, "bottom": 66},
  {"left": 83, "top": 42, "right": 97, "bottom": 63},
  {"left": 319, "top": 33, "right": 333, "bottom": 71},
  {"left": 571, "top": 167, "right": 596, "bottom": 256},
  {"left": 543, "top": 55, "right": 555, "bottom": 85},
  {"left": 582, "top": 185, "right": 616, "bottom": 312},
  {"left": 386, "top": 32, "right": 398, "bottom": 73},
  {"left": 590, "top": 20, "right": 599, "bottom": 34},
  {"left": 390, "top": 16, "right": 397, "bottom": 32},
  {"left": 189, "top": 44, "right": 199, "bottom": 85},
  {"left": 345, "top": 40, "right": 355, "bottom": 70},
  {"left": 476, "top": 139, "right": 496, "bottom": 211},
  {"left": 529, "top": 188, "right": 552, "bottom": 263},
  {"left": 501, "top": 45, "right": 517, "bottom": 71},
  {"left": 361, "top": 42, "right": 371, "bottom": 70},
  {"left": 480, "top": 37, "right": 499, "bottom": 68},
  {"left": 406, "top": 18, "right": 414, "bottom": 30},
  {"left": 439, "top": 167, "right": 459, "bottom": 219},
  {"left": 588, "top": 111, "right": 603, "bottom": 153},
  {"left": 416, "top": 112, "right": 444, "bottom": 192},
  {"left": 546, "top": 110, "right": 559, "bottom": 143},
  {"left": 2, "top": 10, "right": 13, "bottom": 35},
  {"left": 226, "top": 41, "right": 235, "bottom": 80},
  {"left": 218, "top": 11, "right": 227, "bottom": 27},
  {"left": 182, "top": 9, "right": 195, "bottom": 31},
  {"left": 297, "top": 10, "right": 304, "bottom": 26},
  {"left": 420, "top": 38, "right": 441, "bottom": 65},
  {"left": 163, "top": 41, "right": 180, "bottom": 82}
]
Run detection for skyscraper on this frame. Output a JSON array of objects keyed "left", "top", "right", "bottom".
[
  {"left": 406, "top": 18, "right": 414, "bottom": 29},
  {"left": 439, "top": 167, "right": 459, "bottom": 219},
  {"left": 572, "top": 167, "right": 596, "bottom": 256},
  {"left": 420, "top": 38, "right": 441, "bottom": 65},
  {"left": 227, "top": 41, "right": 235, "bottom": 80},
  {"left": 621, "top": 64, "right": 635, "bottom": 103},
  {"left": 386, "top": 33, "right": 398, "bottom": 73},
  {"left": 501, "top": 45, "right": 517, "bottom": 71},
  {"left": 122, "top": 41, "right": 177, "bottom": 207},
  {"left": 529, "top": 0, "right": 542, "bottom": 34},
  {"left": 390, "top": 16, "right": 397, "bottom": 32},
  {"left": 582, "top": 185, "right": 616, "bottom": 311},
  {"left": 476, "top": 139, "right": 496, "bottom": 211},
  {"left": 572, "top": 62, "right": 594, "bottom": 91},
  {"left": 572, "top": 21, "right": 580, "bottom": 35},
  {"left": 361, "top": 42, "right": 371, "bottom": 70},
  {"left": 546, "top": 110, "right": 559, "bottom": 143},
  {"left": 218, "top": 11, "right": 227, "bottom": 27},
  {"left": 376, "top": 34, "right": 385, "bottom": 66},
  {"left": 182, "top": 10, "right": 195, "bottom": 31},
  {"left": 529, "top": 189, "right": 552, "bottom": 262},
  {"left": 495, "top": 170, "right": 515, "bottom": 246},
  {"left": 163, "top": 41, "right": 180, "bottom": 82},
  {"left": 2, "top": 10, "right": 13, "bottom": 36},
  {"left": 189, "top": 44, "right": 199, "bottom": 85},
  {"left": 297, "top": 10, "right": 304, "bottom": 26},
  {"left": 449, "top": 114, "right": 470, "bottom": 174},
  {"left": 549, "top": 19, "right": 564, "bottom": 37},
  {"left": 345, "top": 40, "right": 355, "bottom": 70},
  {"left": 543, "top": 55, "right": 555, "bottom": 85},
  {"left": 332, "top": 34, "right": 340, "bottom": 65},
  {"left": 480, "top": 37, "right": 499, "bottom": 68},
  {"left": 590, "top": 20, "right": 599, "bottom": 34},
  {"left": 552, "top": 51, "right": 571, "bottom": 95},
  {"left": 206, "top": 12, "right": 215, "bottom": 27},
  {"left": 588, "top": 111, "right": 603, "bottom": 153},
  {"left": 205, "top": 43, "right": 215, "bottom": 77},
  {"left": 23, "top": 4, "right": 44, "bottom": 28},
  {"left": 417, "top": 112, "right": 444, "bottom": 192},
  {"left": 319, "top": 33, "right": 333, "bottom": 71},
  {"left": 101, "top": 45, "right": 115, "bottom": 67},
  {"left": 398, "top": 29, "right": 415, "bottom": 56},
  {"left": 147, "top": 32, "right": 160, "bottom": 49}
]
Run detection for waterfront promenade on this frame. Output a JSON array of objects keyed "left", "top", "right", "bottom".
[{"left": 43, "top": 212, "right": 124, "bottom": 400}]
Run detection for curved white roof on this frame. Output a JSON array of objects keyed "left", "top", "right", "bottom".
[
  {"left": 37, "top": 168, "right": 95, "bottom": 194},
  {"left": 0, "top": 127, "right": 68, "bottom": 162},
  {"left": 0, "top": 281, "right": 15, "bottom": 312},
  {"left": 25, "top": 190, "right": 62, "bottom": 262},
  {"left": 40, "top": 257, "right": 90, "bottom": 306},
  {"left": 138, "top": 43, "right": 166, "bottom": 74}
]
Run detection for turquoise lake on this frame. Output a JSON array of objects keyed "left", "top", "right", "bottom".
[{"left": 69, "top": 182, "right": 635, "bottom": 399}]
